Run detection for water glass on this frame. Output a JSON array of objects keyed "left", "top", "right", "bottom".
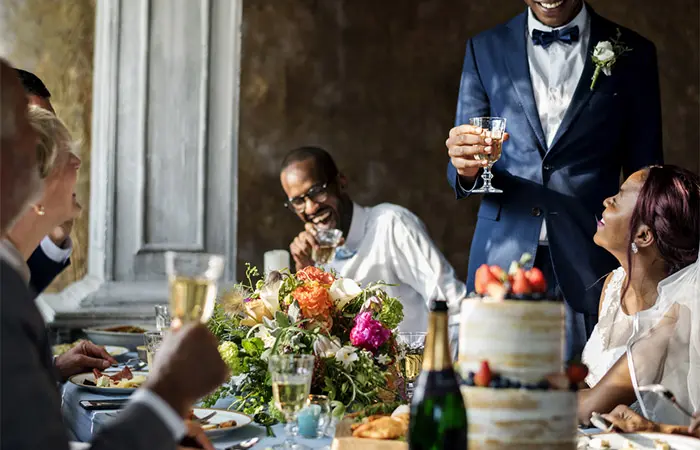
[
  {"left": 312, "top": 229, "right": 343, "bottom": 265},
  {"left": 144, "top": 331, "right": 164, "bottom": 370},
  {"left": 268, "top": 355, "right": 315, "bottom": 450},
  {"left": 155, "top": 305, "right": 170, "bottom": 330},
  {"left": 165, "top": 252, "right": 225, "bottom": 326},
  {"left": 469, "top": 116, "right": 506, "bottom": 194}
]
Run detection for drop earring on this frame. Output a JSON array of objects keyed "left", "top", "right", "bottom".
[{"left": 631, "top": 242, "right": 638, "bottom": 254}]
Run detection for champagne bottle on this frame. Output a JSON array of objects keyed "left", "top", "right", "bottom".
[{"left": 408, "top": 300, "right": 467, "bottom": 449}]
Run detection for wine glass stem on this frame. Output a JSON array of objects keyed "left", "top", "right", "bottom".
[
  {"left": 284, "top": 418, "right": 297, "bottom": 448},
  {"left": 482, "top": 167, "right": 494, "bottom": 190}
]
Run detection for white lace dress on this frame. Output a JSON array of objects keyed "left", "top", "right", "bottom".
[{"left": 582, "top": 267, "right": 633, "bottom": 387}]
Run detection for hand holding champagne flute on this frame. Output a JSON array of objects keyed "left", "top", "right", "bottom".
[
  {"left": 165, "top": 252, "right": 225, "bottom": 328},
  {"left": 446, "top": 117, "right": 509, "bottom": 193}
]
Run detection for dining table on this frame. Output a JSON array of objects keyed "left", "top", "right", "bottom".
[{"left": 60, "top": 354, "right": 333, "bottom": 450}]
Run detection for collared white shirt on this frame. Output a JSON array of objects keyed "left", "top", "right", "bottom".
[
  {"left": 325, "top": 203, "right": 467, "bottom": 332},
  {"left": 526, "top": 4, "right": 590, "bottom": 243},
  {"left": 0, "top": 238, "right": 186, "bottom": 443}
]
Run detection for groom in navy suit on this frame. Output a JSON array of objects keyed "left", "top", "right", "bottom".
[{"left": 446, "top": 0, "right": 663, "bottom": 360}]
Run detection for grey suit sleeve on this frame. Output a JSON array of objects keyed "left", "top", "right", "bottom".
[
  {"left": 0, "top": 264, "right": 176, "bottom": 450},
  {"left": 90, "top": 403, "right": 176, "bottom": 450}
]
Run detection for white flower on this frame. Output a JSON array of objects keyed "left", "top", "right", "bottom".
[
  {"left": 313, "top": 335, "right": 342, "bottom": 358},
  {"left": 255, "top": 327, "right": 276, "bottom": 349},
  {"left": 376, "top": 354, "right": 391, "bottom": 365},
  {"left": 361, "top": 296, "right": 382, "bottom": 313},
  {"left": 593, "top": 41, "right": 615, "bottom": 63},
  {"left": 329, "top": 278, "right": 362, "bottom": 310},
  {"left": 335, "top": 346, "right": 359, "bottom": 369},
  {"left": 259, "top": 279, "right": 282, "bottom": 314}
]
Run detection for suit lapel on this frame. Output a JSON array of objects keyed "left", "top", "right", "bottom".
[
  {"left": 504, "top": 12, "right": 547, "bottom": 153},
  {"left": 547, "top": 9, "right": 607, "bottom": 153}
]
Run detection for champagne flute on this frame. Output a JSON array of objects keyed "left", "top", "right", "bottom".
[
  {"left": 469, "top": 116, "right": 506, "bottom": 194},
  {"left": 398, "top": 332, "right": 426, "bottom": 399},
  {"left": 164, "top": 251, "right": 224, "bottom": 327},
  {"left": 269, "top": 355, "right": 315, "bottom": 450}
]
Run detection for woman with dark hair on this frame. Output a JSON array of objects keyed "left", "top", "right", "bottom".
[{"left": 577, "top": 165, "right": 700, "bottom": 426}]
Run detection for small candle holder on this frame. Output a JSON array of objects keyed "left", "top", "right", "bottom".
[{"left": 297, "top": 394, "right": 331, "bottom": 438}]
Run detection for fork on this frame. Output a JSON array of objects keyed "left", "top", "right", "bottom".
[{"left": 637, "top": 384, "right": 694, "bottom": 418}]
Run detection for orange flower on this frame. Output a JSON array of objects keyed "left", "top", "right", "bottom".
[
  {"left": 292, "top": 281, "right": 333, "bottom": 318},
  {"left": 296, "top": 266, "right": 335, "bottom": 286}
]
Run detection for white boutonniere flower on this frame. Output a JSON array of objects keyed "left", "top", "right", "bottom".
[{"left": 590, "top": 28, "right": 631, "bottom": 90}]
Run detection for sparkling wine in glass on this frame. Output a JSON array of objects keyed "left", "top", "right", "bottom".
[
  {"left": 470, "top": 116, "right": 506, "bottom": 194},
  {"left": 269, "top": 355, "right": 315, "bottom": 450},
  {"left": 398, "top": 332, "right": 427, "bottom": 399},
  {"left": 165, "top": 252, "right": 224, "bottom": 326},
  {"left": 312, "top": 228, "right": 343, "bottom": 265}
]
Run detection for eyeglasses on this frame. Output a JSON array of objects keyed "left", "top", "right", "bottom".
[{"left": 284, "top": 183, "right": 329, "bottom": 211}]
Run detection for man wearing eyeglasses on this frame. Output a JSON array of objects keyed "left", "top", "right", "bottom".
[{"left": 280, "top": 146, "right": 466, "bottom": 332}]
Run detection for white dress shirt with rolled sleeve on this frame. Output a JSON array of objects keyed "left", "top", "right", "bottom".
[{"left": 325, "top": 203, "right": 467, "bottom": 332}]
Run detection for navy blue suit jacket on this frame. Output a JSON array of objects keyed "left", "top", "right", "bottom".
[
  {"left": 27, "top": 246, "right": 70, "bottom": 294},
  {"left": 447, "top": 7, "right": 663, "bottom": 316}
]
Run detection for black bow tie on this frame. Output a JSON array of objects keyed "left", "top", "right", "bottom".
[{"left": 532, "top": 25, "right": 580, "bottom": 49}]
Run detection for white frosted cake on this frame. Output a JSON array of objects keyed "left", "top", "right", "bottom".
[{"left": 458, "top": 291, "right": 578, "bottom": 449}]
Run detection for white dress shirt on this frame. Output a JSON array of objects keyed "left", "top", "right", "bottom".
[
  {"left": 0, "top": 238, "right": 186, "bottom": 443},
  {"left": 40, "top": 235, "right": 73, "bottom": 263},
  {"left": 526, "top": 5, "right": 590, "bottom": 243},
  {"left": 325, "top": 203, "right": 467, "bottom": 332}
]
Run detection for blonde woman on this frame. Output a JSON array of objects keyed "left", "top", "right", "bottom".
[{"left": 1, "top": 105, "right": 116, "bottom": 379}]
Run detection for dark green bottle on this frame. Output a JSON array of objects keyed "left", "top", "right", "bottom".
[{"left": 408, "top": 300, "right": 467, "bottom": 449}]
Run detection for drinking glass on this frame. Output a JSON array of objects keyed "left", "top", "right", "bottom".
[
  {"left": 154, "top": 305, "right": 170, "bottom": 331},
  {"left": 144, "top": 331, "right": 164, "bottom": 370},
  {"left": 469, "top": 116, "right": 506, "bottom": 194},
  {"left": 269, "top": 355, "right": 315, "bottom": 450},
  {"left": 297, "top": 394, "right": 331, "bottom": 438},
  {"left": 164, "top": 252, "right": 225, "bottom": 326},
  {"left": 312, "top": 229, "right": 343, "bottom": 265},
  {"left": 398, "top": 332, "right": 426, "bottom": 399}
]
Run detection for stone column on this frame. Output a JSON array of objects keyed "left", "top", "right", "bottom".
[{"left": 37, "top": 0, "right": 243, "bottom": 329}]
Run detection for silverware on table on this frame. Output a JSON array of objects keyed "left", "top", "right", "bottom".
[
  {"left": 637, "top": 384, "right": 694, "bottom": 418},
  {"left": 110, "top": 358, "right": 147, "bottom": 371},
  {"left": 192, "top": 411, "right": 216, "bottom": 424},
  {"left": 223, "top": 437, "right": 259, "bottom": 450}
]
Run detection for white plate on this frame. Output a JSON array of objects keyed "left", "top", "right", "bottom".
[
  {"left": 579, "top": 432, "right": 700, "bottom": 449},
  {"left": 104, "top": 345, "right": 129, "bottom": 357},
  {"left": 83, "top": 325, "right": 155, "bottom": 350},
  {"left": 191, "top": 408, "right": 252, "bottom": 437},
  {"left": 69, "top": 371, "right": 149, "bottom": 395}
]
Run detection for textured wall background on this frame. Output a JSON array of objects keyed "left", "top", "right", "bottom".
[
  {"left": 236, "top": 0, "right": 700, "bottom": 282},
  {"left": 3, "top": 0, "right": 95, "bottom": 291},
  {"left": 2, "top": 0, "right": 697, "bottom": 286}
]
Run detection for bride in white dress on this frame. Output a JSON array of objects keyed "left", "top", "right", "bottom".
[{"left": 578, "top": 165, "right": 700, "bottom": 426}]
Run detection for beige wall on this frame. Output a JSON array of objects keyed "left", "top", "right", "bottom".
[{"left": 3, "top": 0, "right": 95, "bottom": 291}]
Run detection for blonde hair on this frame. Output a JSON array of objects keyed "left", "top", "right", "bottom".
[{"left": 27, "top": 105, "right": 72, "bottom": 178}]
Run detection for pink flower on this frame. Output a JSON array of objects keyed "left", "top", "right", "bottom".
[{"left": 349, "top": 312, "right": 391, "bottom": 353}]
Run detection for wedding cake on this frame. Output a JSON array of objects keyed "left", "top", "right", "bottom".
[{"left": 458, "top": 257, "right": 580, "bottom": 450}]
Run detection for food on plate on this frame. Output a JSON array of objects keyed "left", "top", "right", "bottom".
[
  {"left": 85, "top": 366, "right": 146, "bottom": 389},
  {"left": 587, "top": 438, "right": 611, "bottom": 449},
  {"left": 351, "top": 413, "right": 409, "bottom": 440},
  {"left": 654, "top": 440, "right": 670, "bottom": 450},
  {"left": 201, "top": 420, "right": 237, "bottom": 431},
  {"left": 186, "top": 410, "right": 237, "bottom": 430},
  {"left": 53, "top": 340, "right": 84, "bottom": 356},
  {"left": 102, "top": 325, "right": 147, "bottom": 334}
]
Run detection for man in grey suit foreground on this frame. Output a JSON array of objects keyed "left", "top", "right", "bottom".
[{"left": 0, "top": 58, "right": 228, "bottom": 449}]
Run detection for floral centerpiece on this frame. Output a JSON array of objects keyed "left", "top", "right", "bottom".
[{"left": 203, "top": 264, "right": 405, "bottom": 417}]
